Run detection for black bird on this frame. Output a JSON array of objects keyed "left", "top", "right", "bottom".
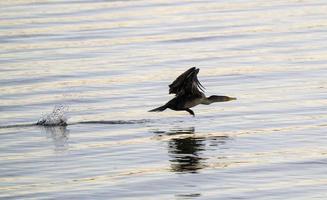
[{"left": 149, "top": 67, "right": 236, "bottom": 116}]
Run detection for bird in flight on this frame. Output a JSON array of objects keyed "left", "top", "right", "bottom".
[{"left": 149, "top": 67, "right": 236, "bottom": 116}]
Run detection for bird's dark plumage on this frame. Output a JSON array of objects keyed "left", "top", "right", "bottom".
[
  {"left": 168, "top": 67, "right": 205, "bottom": 96},
  {"left": 149, "top": 67, "right": 236, "bottom": 116}
]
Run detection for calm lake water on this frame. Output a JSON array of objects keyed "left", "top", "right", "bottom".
[{"left": 1, "top": 0, "right": 327, "bottom": 199}]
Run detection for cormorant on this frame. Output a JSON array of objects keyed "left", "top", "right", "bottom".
[{"left": 149, "top": 67, "right": 236, "bottom": 116}]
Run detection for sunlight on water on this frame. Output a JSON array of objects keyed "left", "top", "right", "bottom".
[{"left": 0, "top": 0, "right": 327, "bottom": 199}]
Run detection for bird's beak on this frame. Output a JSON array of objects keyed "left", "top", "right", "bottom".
[{"left": 229, "top": 97, "right": 237, "bottom": 101}]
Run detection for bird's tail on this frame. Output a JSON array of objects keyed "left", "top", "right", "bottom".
[{"left": 148, "top": 105, "right": 167, "bottom": 112}]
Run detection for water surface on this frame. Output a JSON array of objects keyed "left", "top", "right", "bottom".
[{"left": 1, "top": 0, "right": 327, "bottom": 199}]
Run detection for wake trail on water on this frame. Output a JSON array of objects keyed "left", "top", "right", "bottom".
[{"left": 0, "top": 105, "right": 150, "bottom": 129}]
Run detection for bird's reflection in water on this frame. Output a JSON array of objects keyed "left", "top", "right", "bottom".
[
  {"left": 167, "top": 128, "right": 205, "bottom": 173},
  {"left": 154, "top": 127, "right": 230, "bottom": 173},
  {"left": 42, "top": 126, "right": 70, "bottom": 151}
]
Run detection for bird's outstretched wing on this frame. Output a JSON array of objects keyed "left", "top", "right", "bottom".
[{"left": 169, "top": 67, "right": 205, "bottom": 96}]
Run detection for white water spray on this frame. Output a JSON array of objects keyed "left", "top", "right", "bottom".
[{"left": 37, "top": 105, "right": 69, "bottom": 126}]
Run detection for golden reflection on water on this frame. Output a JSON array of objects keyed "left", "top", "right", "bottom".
[{"left": 1, "top": 0, "right": 327, "bottom": 199}]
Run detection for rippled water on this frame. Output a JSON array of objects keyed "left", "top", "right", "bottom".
[{"left": 1, "top": 0, "right": 327, "bottom": 199}]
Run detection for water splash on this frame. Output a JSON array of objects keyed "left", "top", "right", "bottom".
[
  {"left": 0, "top": 104, "right": 151, "bottom": 129},
  {"left": 37, "top": 105, "right": 69, "bottom": 126}
]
